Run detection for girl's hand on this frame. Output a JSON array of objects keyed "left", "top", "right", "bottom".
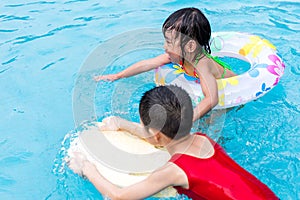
[
  {"left": 97, "top": 116, "right": 121, "bottom": 131},
  {"left": 94, "top": 74, "right": 120, "bottom": 82}
]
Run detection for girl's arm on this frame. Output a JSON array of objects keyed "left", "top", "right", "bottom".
[
  {"left": 71, "top": 158, "right": 184, "bottom": 200},
  {"left": 193, "top": 63, "right": 219, "bottom": 122},
  {"left": 94, "top": 53, "right": 170, "bottom": 82}
]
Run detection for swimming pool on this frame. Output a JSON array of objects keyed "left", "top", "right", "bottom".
[{"left": 0, "top": 0, "right": 299, "bottom": 199}]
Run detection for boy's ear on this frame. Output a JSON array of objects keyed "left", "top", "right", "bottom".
[
  {"left": 153, "top": 132, "right": 161, "bottom": 142},
  {"left": 185, "top": 40, "right": 197, "bottom": 53},
  {"left": 148, "top": 128, "right": 162, "bottom": 143}
]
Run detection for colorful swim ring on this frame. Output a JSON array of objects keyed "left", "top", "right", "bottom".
[{"left": 155, "top": 32, "right": 285, "bottom": 109}]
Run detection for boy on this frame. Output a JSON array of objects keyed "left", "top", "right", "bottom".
[{"left": 69, "top": 85, "right": 278, "bottom": 199}]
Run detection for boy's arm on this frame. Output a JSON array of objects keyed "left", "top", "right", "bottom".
[
  {"left": 98, "top": 116, "right": 149, "bottom": 139},
  {"left": 77, "top": 160, "right": 183, "bottom": 200},
  {"left": 94, "top": 53, "right": 170, "bottom": 82}
]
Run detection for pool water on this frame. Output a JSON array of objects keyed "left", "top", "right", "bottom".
[{"left": 1, "top": 0, "right": 299, "bottom": 199}]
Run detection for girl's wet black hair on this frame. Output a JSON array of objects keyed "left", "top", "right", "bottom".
[
  {"left": 139, "top": 85, "right": 193, "bottom": 140},
  {"left": 162, "top": 7, "right": 211, "bottom": 61}
]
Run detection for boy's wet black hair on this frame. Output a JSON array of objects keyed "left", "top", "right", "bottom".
[
  {"left": 162, "top": 7, "right": 211, "bottom": 60},
  {"left": 139, "top": 85, "right": 193, "bottom": 139}
]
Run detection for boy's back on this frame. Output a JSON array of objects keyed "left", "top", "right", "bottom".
[{"left": 169, "top": 133, "right": 278, "bottom": 200}]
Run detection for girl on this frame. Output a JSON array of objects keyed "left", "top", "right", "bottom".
[{"left": 94, "top": 8, "right": 236, "bottom": 121}]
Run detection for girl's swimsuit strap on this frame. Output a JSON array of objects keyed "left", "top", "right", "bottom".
[{"left": 196, "top": 51, "right": 232, "bottom": 78}]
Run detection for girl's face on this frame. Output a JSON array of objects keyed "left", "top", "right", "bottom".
[{"left": 163, "top": 30, "right": 182, "bottom": 63}]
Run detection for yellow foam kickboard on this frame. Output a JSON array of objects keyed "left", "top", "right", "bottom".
[{"left": 68, "top": 122, "right": 177, "bottom": 198}]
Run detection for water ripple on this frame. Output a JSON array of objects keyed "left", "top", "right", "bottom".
[
  {"left": 269, "top": 18, "right": 296, "bottom": 32},
  {"left": 290, "top": 48, "right": 300, "bottom": 78},
  {"left": 74, "top": 16, "right": 95, "bottom": 22},
  {"left": 0, "top": 67, "right": 11, "bottom": 74},
  {"left": 1, "top": 15, "right": 31, "bottom": 22},
  {"left": 0, "top": 175, "right": 16, "bottom": 189},
  {"left": 269, "top": 11, "right": 300, "bottom": 32},
  {"left": 0, "top": 151, "right": 33, "bottom": 166},
  {"left": 4, "top": 1, "right": 56, "bottom": 7},
  {"left": 12, "top": 24, "right": 87, "bottom": 44},
  {"left": 41, "top": 57, "right": 66, "bottom": 70},
  {"left": 64, "top": 0, "right": 88, "bottom": 4},
  {"left": 2, "top": 56, "right": 18, "bottom": 65},
  {"left": 273, "top": 0, "right": 300, "bottom": 7},
  {"left": 0, "top": 29, "right": 19, "bottom": 33}
]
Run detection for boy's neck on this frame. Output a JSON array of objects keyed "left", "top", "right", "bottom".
[
  {"left": 165, "top": 134, "right": 195, "bottom": 155},
  {"left": 165, "top": 134, "right": 215, "bottom": 158}
]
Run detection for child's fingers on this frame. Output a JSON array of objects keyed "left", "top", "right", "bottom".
[
  {"left": 93, "top": 75, "right": 109, "bottom": 82},
  {"left": 73, "top": 152, "right": 87, "bottom": 161},
  {"left": 67, "top": 152, "right": 88, "bottom": 175},
  {"left": 93, "top": 74, "right": 116, "bottom": 82},
  {"left": 97, "top": 123, "right": 109, "bottom": 131},
  {"left": 105, "top": 116, "right": 120, "bottom": 130},
  {"left": 96, "top": 119, "right": 117, "bottom": 131},
  {"left": 102, "top": 116, "right": 118, "bottom": 123},
  {"left": 93, "top": 75, "right": 101, "bottom": 81},
  {"left": 68, "top": 158, "right": 83, "bottom": 174}
]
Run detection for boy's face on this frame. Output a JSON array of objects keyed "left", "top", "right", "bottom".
[{"left": 163, "top": 30, "right": 182, "bottom": 64}]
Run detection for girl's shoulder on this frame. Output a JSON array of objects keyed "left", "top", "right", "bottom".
[
  {"left": 154, "top": 53, "right": 170, "bottom": 62},
  {"left": 196, "top": 56, "right": 221, "bottom": 78},
  {"left": 195, "top": 57, "right": 214, "bottom": 73}
]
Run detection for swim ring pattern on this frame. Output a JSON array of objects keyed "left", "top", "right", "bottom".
[{"left": 154, "top": 32, "right": 285, "bottom": 109}]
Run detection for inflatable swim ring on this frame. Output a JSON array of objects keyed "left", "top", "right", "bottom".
[
  {"left": 68, "top": 122, "right": 177, "bottom": 198},
  {"left": 155, "top": 32, "right": 285, "bottom": 109}
]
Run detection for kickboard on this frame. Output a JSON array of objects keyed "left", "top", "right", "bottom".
[{"left": 68, "top": 122, "right": 177, "bottom": 198}]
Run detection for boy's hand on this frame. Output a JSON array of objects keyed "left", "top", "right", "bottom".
[
  {"left": 97, "top": 116, "right": 121, "bottom": 131},
  {"left": 67, "top": 152, "right": 98, "bottom": 179},
  {"left": 67, "top": 152, "right": 87, "bottom": 175}
]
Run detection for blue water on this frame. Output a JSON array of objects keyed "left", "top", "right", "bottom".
[{"left": 1, "top": 0, "right": 299, "bottom": 199}]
